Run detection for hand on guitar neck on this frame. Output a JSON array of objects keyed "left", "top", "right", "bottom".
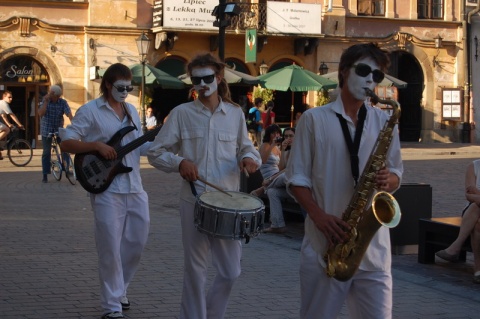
[{"left": 74, "top": 125, "right": 162, "bottom": 193}]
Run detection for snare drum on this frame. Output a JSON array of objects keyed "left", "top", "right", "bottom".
[{"left": 194, "top": 191, "right": 265, "bottom": 241}]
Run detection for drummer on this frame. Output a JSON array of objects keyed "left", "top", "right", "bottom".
[{"left": 147, "top": 52, "right": 261, "bottom": 319}]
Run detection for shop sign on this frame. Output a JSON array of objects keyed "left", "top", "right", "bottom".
[
  {"left": 162, "top": 0, "right": 217, "bottom": 30},
  {"left": 1, "top": 57, "right": 49, "bottom": 83},
  {"left": 267, "top": 2, "right": 321, "bottom": 35},
  {"left": 442, "top": 88, "right": 463, "bottom": 120}
]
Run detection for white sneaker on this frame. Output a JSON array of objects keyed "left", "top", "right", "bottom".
[{"left": 120, "top": 296, "right": 130, "bottom": 310}]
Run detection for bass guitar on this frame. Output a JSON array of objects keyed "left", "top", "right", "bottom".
[{"left": 74, "top": 125, "right": 161, "bottom": 194}]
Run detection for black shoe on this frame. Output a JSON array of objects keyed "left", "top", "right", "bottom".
[
  {"left": 101, "top": 312, "right": 124, "bottom": 319},
  {"left": 42, "top": 174, "right": 48, "bottom": 183},
  {"left": 120, "top": 296, "right": 130, "bottom": 310}
]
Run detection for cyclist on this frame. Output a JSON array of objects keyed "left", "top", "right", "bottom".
[
  {"left": 0, "top": 90, "right": 25, "bottom": 160},
  {"left": 38, "top": 85, "right": 73, "bottom": 183}
]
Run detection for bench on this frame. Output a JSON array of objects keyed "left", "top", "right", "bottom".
[
  {"left": 240, "top": 171, "right": 433, "bottom": 254},
  {"left": 418, "top": 217, "right": 472, "bottom": 264}
]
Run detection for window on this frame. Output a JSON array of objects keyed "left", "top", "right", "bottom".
[
  {"left": 358, "top": 0, "right": 385, "bottom": 16},
  {"left": 418, "top": 0, "right": 444, "bottom": 19}
]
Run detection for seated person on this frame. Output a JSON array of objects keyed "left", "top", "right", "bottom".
[
  {"left": 251, "top": 124, "right": 283, "bottom": 197},
  {"left": 263, "top": 127, "right": 295, "bottom": 234},
  {"left": 436, "top": 159, "right": 480, "bottom": 283}
]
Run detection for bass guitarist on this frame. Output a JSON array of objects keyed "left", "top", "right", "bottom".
[{"left": 60, "top": 63, "right": 152, "bottom": 319}]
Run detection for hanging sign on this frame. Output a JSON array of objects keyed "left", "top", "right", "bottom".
[{"left": 245, "top": 29, "right": 257, "bottom": 63}]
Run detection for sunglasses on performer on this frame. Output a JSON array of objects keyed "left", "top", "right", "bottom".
[
  {"left": 190, "top": 74, "right": 216, "bottom": 85},
  {"left": 113, "top": 85, "right": 134, "bottom": 93},
  {"left": 352, "top": 63, "right": 385, "bottom": 84}
]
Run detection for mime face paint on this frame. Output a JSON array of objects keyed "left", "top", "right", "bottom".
[{"left": 191, "top": 67, "right": 218, "bottom": 97}]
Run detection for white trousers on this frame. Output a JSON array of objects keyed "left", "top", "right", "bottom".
[
  {"left": 90, "top": 191, "right": 150, "bottom": 313},
  {"left": 179, "top": 199, "right": 242, "bottom": 319},
  {"left": 300, "top": 238, "right": 392, "bottom": 319}
]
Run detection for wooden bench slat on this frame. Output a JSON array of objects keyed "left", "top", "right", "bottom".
[{"left": 418, "top": 217, "right": 472, "bottom": 264}]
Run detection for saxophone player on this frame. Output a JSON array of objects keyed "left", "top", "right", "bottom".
[{"left": 286, "top": 43, "right": 403, "bottom": 319}]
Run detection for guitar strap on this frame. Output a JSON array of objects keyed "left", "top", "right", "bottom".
[
  {"left": 336, "top": 104, "right": 366, "bottom": 187},
  {"left": 121, "top": 102, "right": 138, "bottom": 131}
]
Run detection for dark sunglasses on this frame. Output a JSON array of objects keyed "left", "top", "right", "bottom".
[
  {"left": 284, "top": 134, "right": 295, "bottom": 138},
  {"left": 352, "top": 63, "right": 385, "bottom": 83},
  {"left": 113, "top": 84, "right": 134, "bottom": 93},
  {"left": 191, "top": 74, "right": 215, "bottom": 85}
]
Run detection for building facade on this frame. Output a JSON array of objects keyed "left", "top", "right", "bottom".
[{"left": 0, "top": 0, "right": 475, "bottom": 145}]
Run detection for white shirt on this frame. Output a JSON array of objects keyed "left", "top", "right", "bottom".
[
  {"left": 285, "top": 97, "right": 403, "bottom": 271},
  {"left": 60, "top": 97, "right": 150, "bottom": 194},
  {"left": 146, "top": 115, "right": 157, "bottom": 128},
  {"left": 147, "top": 98, "right": 261, "bottom": 203}
]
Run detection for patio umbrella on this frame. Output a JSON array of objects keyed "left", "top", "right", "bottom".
[
  {"left": 322, "top": 71, "right": 408, "bottom": 88},
  {"left": 178, "top": 67, "right": 260, "bottom": 85},
  {"left": 258, "top": 64, "right": 337, "bottom": 92},
  {"left": 129, "top": 63, "right": 185, "bottom": 89},
  {"left": 258, "top": 64, "right": 337, "bottom": 126},
  {"left": 97, "top": 64, "right": 185, "bottom": 89}
]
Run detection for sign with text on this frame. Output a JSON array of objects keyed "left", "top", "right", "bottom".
[
  {"left": 442, "top": 88, "right": 463, "bottom": 120},
  {"left": 245, "top": 29, "right": 257, "bottom": 63},
  {"left": 267, "top": 1, "right": 321, "bottom": 35},
  {"left": 163, "top": 0, "right": 217, "bottom": 30}
]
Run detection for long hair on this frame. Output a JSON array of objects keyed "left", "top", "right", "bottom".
[
  {"left": 187, "top": 53, "right": 238, "bottom": 107},
  {"left": 100, "top": 63, "right": 132, "bottom": 98},
  {"left": 262, "top": 124, "right": 282, "bottom": 143},
  {"left": 338, "top": 43, "right": 390, "bottom": 88}
]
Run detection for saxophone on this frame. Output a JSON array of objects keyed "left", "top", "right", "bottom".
[{"left": 324, "top": 88, "right": 402, "bottom": 281}]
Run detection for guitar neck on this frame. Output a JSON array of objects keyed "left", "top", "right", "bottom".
[{"left": 115, "top": 126, "right": 161, "bottom": 158}]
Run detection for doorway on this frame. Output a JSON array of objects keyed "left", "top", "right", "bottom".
[{"left": 389, "top": 51, "right": 424, "bottom": 142}]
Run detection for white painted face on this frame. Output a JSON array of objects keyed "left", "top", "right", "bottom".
[
  {"left": 191, "top": 67, "right": 218, "bottom": 97},
  {"left": 346, "top": 57, "right": 379, "bottom": 101},
  {"left": 111, "top": 79, "right": 132, "bottom": 103}
]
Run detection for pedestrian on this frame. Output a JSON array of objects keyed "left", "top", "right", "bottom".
[
  {"left": 262, "top": 100, "right": 275, "bottom": 128},
  {"left": 60, "top": 63, "right": 151, "bottom": 319},
  {"left": 145, "top": 105, "right": 157, "bottom": 130},
  {"left": 147, "top": 52, "right": 261, "bottom": 319},
  {"left": 0, "top": 90, "right": 25, "bottom": 160},
  {"left": 38, "top": 85, "right": 73, "bottom": 183},
  {"left": 247, "top": 97, "right": 263, "bottom": 147},
  {"left": 286, "top": 43, "right": 403, "bottom": 319}
]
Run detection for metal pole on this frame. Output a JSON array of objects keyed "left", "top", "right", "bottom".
[
  {"left": 141, "top": 59, "right": 146, "bottom": 133},
  {"left": 218, "top": 0, "right": 226, "bottom": 61}
]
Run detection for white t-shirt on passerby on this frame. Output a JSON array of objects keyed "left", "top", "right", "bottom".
[{"left": 0, "top": 100, "right": 13, "bottom": 125}]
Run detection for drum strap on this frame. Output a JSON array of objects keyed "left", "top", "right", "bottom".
[{"left": 189, "top": 181, "right": 198, "bottom": 197}]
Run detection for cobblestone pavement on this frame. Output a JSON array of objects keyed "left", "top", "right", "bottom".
[{"left": 1, "top": 143, "right": 480, "bottom": 318}]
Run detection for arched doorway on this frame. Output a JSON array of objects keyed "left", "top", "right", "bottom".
[
  {"left": 0, "top": 54, "right": 51, "bottom": 146},
  {"left": 389, "top": 51, "right": 424, "bottom": 142},
  {"left": 154, "top": 56, "right": 190, "bottom": 123}
]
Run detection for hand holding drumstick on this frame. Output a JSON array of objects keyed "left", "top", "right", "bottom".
[
  {"left": 197, "top": 177, "right": 232, "bottom": 197},
  {"left": 240, "top": 157, "right": 258, "bottom": 178}
]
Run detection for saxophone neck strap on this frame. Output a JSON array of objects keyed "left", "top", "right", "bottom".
[{"left": 336, "top": 104, "right": 367, "bottom": 186}]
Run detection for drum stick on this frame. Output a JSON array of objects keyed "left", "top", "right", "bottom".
[
  {"left": 197, "top": 177, "right": 233, "bottom": 197},
  {"left": 243, "top": 168, "right": 250, "bottom": 178}
]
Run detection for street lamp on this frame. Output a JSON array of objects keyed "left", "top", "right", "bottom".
[
  {"left": 318, "top": 62, "right": 329, "bottom": 75},
  {"left": 135, "top": 32, "right": 151, "bottom": 132},
  {"left": 259, "top": 60, "right": 268, "bottom": 75}
]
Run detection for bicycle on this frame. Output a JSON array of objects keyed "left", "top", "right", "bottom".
[
  {"left": 0, "top": 125, "right": 33, "bottom": 167},
  {"left": 48, "top": 131, "right": 76, "bottom": 185}
]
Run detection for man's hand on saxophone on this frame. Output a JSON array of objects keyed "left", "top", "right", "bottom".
[
  {"left": 290, "top": 186, "right": 351, "bottom": 246},
  {"left": 375, "top": 166, "right": 400, "bottom": 192}
]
